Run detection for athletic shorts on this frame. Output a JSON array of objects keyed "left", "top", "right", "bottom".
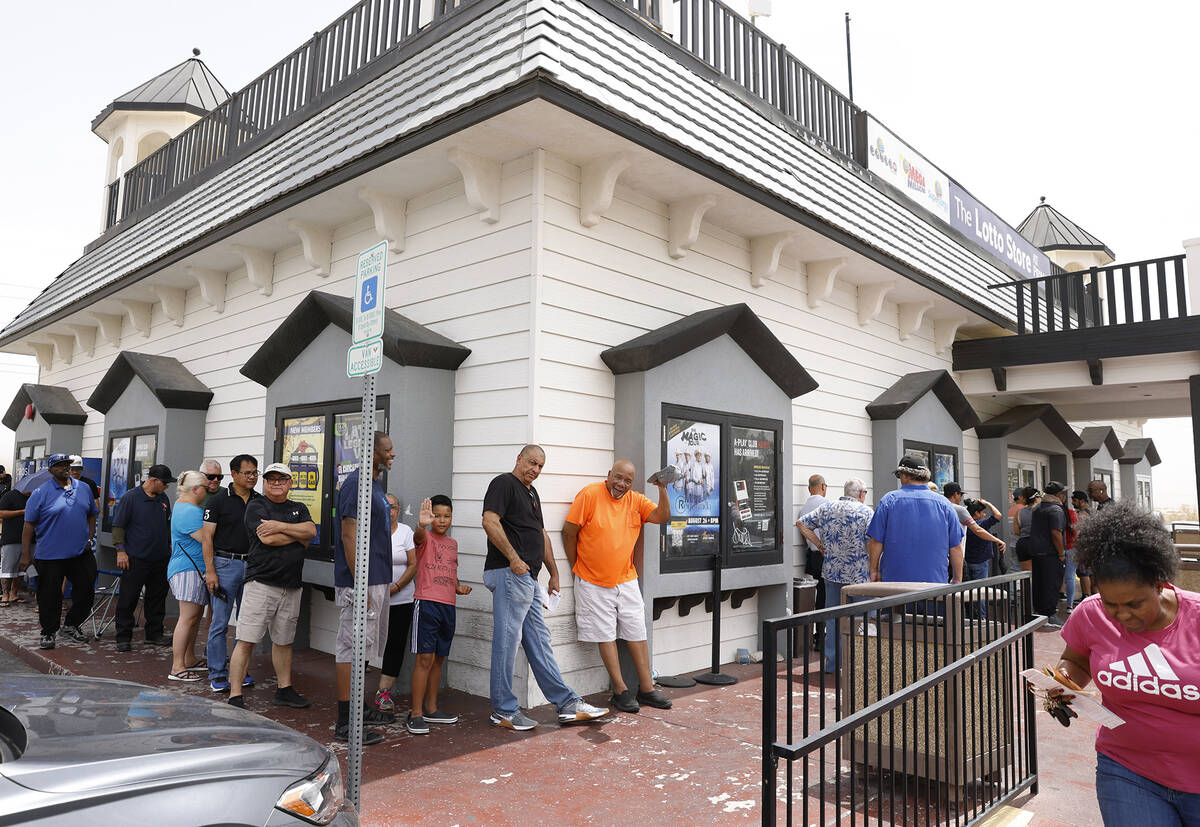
[
  {"left": 335, "top": 583, "right": 390, "bottom": 663},
  {"left": 411, "top": 599, "right": 456, "bottom": 657},
  {"left": 169, "top": 570, "right": 209, "bottom": 605},
  {"left": 574, "top": 576, "right": 647, "bottom": 643},
  {"left": 236, "top": 581, "right": 302, "bottom": 646}
]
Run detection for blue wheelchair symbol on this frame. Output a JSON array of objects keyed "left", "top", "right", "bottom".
[{"left": 360, "top": 276, "right": 378, "bottom": 311}]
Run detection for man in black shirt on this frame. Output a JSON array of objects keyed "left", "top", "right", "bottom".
[
  {"left": 112, "top": 464, "right": 175, "bottom": 652},
  {"left": 227, "top": 463, "right": 315, "bottom": 710},
  {"left": 199, "top": 453, "right": 260, "bottom": 693},
  {"left": 69, "top": 457, "right": 100, "bottom": 514},
  {"left": 0, "top": 487, "right": 29, "bottom": 606},
  {"left": 1029, "top": 481, "right": 1068, "bottom": 626},
  {"left": 482, "top": 444, "right": 607, "bottom": 731}
]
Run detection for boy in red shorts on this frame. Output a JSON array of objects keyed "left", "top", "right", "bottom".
[{"left": 406, "top": 495, "right": 471, "bottom": 735}]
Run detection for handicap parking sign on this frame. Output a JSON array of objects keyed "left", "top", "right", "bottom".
[{"left": 360, "top": 276, "right": 378, "bottom": 311}]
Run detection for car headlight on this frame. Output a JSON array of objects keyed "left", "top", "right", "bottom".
[{"left": 275, "top": 755, "right": 347, "bottom": 825}]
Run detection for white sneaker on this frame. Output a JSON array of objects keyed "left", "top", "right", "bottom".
[{"left": 558, "top": 701, "right": 608, "bottom": 723}]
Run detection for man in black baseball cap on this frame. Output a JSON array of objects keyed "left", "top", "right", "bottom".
[{"left": 112, "top": 464, "right": 176, "bottom": 651}]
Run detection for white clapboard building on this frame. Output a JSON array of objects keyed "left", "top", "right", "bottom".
[{"left": 4, "top": 0, "right": 1191, "bottom": 704}]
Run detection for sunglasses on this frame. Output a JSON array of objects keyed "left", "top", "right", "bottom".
[{"left": 205, "top": 473, "right": 224, "bottom": 481}]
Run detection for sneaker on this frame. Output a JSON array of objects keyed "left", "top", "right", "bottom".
[
  {"left": 227, "top": 695, "right": 245, "bottom": 708},
  {"left": 557, "top": 701, "right": 608, "bottom": 724},
  {"left": 210, "top": 677, "right": 231, "bottom": 693},
  {"left": 1046, "top": 616, "right": 1065, "bottom": 629},
  {"left": 363, "top": 706, "right": 395, "bottom": 725},
  {"left": 489, "top": 710, "right": 538, "bottom": 731},
  {"left": 335, "top": 723, "right": 384, "bottom": 745},
  {"left": 146, "top": 635, "right": 173, "bottom": 648},
  {"left": 60, "top": 625, "right": 89, "bottom": 644},
  {"left": 242, "top": 674, "right": 255, "bottom": 688},
  {"left": 636, "top": 689, "right": 673, "bottom": 710},
  {"left": 611, "top": 689, "right": 639, "bottom": 713},
  {"left": 375, "top": 689, "right": 394, "bottom": 712},
  {"left": 424, "top": 709, "right": 459, "bottom": 725},
  {"left": 115, "top": 641, "right": 131, "bottom": 652},
  {"left": 406, "top": 713, "right": 430, "bottom": 735},
  {"left": 274, "top": 686, "right": 310, "bottom": 708},
  {"left": 39, "top": 633, "right": 55, "bottom": 650}
]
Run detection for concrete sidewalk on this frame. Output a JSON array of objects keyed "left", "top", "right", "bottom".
[{"left": 0, "top": 598, "right": 1100, "bottom": 825}]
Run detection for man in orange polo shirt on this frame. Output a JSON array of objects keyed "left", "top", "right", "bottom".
[{"left": 562, "top": 460, "right": 672, "bottom": 714}]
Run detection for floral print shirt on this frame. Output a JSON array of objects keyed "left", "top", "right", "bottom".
[{"left": 799, "top": 496, "right": 874, "bottom": 585}]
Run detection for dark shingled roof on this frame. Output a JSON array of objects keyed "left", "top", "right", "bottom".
[
  {"left": 3, "top": 384, "right": 88, "bottom": 431},
  {"left": 1074, "top": 426, "right": 1125, "bottom": 460},
  {"left": 1118, "top": 438, "right": 1161, "bottom": 466},
  {"left": 1016, "top": 199, "right": 1114, "bottom": 260},
  {"left": 974, "top": 404, "right": 1082, "bottom": 450},
  {"left": 88, "top": 352, "right": 213, "bottom": 414},
  {"left": 865, "top": 370, "right": 980, "bottom": 431},
  {"left": 240, "top": 291, "right": 471, "bottom": 387},
  {"left": 599, "top": 304, "right": 818, "bottom": 399},
  {"left": 92, "top": 56, "right": 230, "bottom": 131}
]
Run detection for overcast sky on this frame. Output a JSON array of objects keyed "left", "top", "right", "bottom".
[{"left": 0, "top": 1, "right": 1196, "bottom": 507}]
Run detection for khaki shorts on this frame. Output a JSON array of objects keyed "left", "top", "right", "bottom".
[
  {"left": 236, "top": 581, "right": 302, "bottom": 646},
  {"left": 334, "top": 583, "right": 391, "bottom": 663},
  {"left": 575, "top": 576, "right": 647, "bottom": 643}
]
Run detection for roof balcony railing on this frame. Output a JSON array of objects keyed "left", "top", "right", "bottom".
[{"left": 988, "top": 254, "right": 1189, "bottom": 335}]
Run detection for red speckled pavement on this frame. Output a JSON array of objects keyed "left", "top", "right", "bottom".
[{"left": 0, "top": 597, "right": 1100, "bottom": 825}]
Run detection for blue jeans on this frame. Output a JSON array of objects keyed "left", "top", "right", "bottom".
[
  {"left": 206, "top": 557, "right": 246, "bottom": 681},
  {"left": 1096, "top": 752, "right": 1200, "bottom": 826},
  {"left": 483, "top": 567, "right": 579, "bottom": 716},
  {"left": 1064, "top": 551, "right": 1078, "bottom": 607}
]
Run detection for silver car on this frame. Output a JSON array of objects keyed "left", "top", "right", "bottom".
[{"left": 0, "top": 674, "right": 358, "bottom": 826}]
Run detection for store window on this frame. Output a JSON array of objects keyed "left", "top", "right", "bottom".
[
  {"left": 103, "top": 428, "right": 158, "bottom": 530},
  {"left": 15, "top": 440, "right": 47, "bottom": 480},
  {"left": 661, "top": 405, "right": 782, "bottom": 573},
  {"left": 274, "top": 397, "right": 389, "bottom": 559},
  {"left": 903, "top": 440, "right": 959, "bottom": 492},
  {"left": 1137, "top": 477, "right": 1152, "bottom": 510}
]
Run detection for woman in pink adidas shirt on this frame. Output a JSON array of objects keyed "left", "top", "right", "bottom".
[{"left": 1056, "top": 501, "right": 1200, "bottom": 826}]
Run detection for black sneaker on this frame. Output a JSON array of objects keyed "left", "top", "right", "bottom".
[
  {"left": 227, "top": 696, "right": 245, "bottom": 708},
  {"left": 406, "top": 713, "right": 430, "bottom": 735},
  {"left": 115, "top": 641, "right": 131, "bottom": 652},
  {"left": 60, "top": 625, "right": 89, "bottom": 644},
  {"left": 423, "top": 709, "right": 459, "bottom": 725},
  {"left": 335, "top": 723, "right": 384, "bottom": 745},
  {"left": 274, "top": 686, "right": 310, "bottom": 708},
  {"left": 636, "top": 689, "right": 673, "bottom": 710},
  {"left": 146, "top": 635, "right": 173, "bottom": 648},
  {"left": 363, "top": 706, "right": 395, "bottom": 725},
  {"left": 39, "top": 633, "right": 55, "bottom": 650},
  {"left": 611, "top": 689, "right": 639, "bottom": 713}
]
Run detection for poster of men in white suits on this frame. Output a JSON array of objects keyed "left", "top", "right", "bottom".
[{"left": 665, "top": 418, "right": 720, "bottom": 558}]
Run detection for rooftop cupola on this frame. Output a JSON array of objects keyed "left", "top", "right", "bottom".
[
  {"left": 92, "top": 50, "right": 229, "bottom": 231},
  {"left": 1016, "top": 196, "right": 1115, "bottom": 273}
]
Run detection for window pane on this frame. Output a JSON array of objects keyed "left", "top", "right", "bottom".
[
  {"left": 281, "top": 415, "right": 326, "bottom": 545},
  {"left": 106, "top": 437, "right": 131, "bottom": 528},
  {"left": 934, "top": 452, "right": 956, "bottom": 492},
  {"left": 132, "top": 434, "right": 156, "bottom": 485},
  {"left": 332, "top": 409, "right": 388, "bottom": 491},
  {"left": 664, "top": 418, "right": 720, "bottom": 560},
  {"left": 731, "top": 426, "right": 776, "bottom": 554}
]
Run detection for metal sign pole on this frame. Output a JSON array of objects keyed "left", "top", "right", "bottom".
[{"left": 346, "top": 373, "right": 376, "bottom": 809}]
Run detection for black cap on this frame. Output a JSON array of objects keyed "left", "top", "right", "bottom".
[
  {"left": 146, "top": 464, "right": 176, "bottom": 483},
  {"left": 1071, "top": 490, "right": 1088, "bottom": 500},
  {"left": 943, "top": 482, "right": 963, "bottom": 497},
  {"left": 894, "top": 454, "right": 931, "bottom": 479},
  {"left": 1043, "top": 481, "right": 1067, "bottom": 495}
]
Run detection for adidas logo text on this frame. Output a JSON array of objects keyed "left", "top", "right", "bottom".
[{"left": 1095, "top": 643, "right": 1199, "bottom": 701}]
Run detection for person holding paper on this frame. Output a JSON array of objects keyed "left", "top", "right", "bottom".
[
  {"left": 1052, "top": 501, "right": 1200, "bottom": 825},
  {"left": 562, "top": 460, "right": 672, "bottom": 714}
]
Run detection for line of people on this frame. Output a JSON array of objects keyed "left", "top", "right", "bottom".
[{"left": 5, "top": 439, "right": 678, "bottom": 746}]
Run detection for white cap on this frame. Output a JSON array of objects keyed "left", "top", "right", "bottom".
[
  {"left": 262, "top": 462, "right": 292, "bottom": 478},
  {"left": 69, "top": 455, "right": 83, "bottom": 467}
]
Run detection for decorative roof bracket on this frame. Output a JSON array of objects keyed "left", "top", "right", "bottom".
[
  {"left": 286, "top": 219, "right": 333, "bottom": 277},
  {"left": 358, "top": 188, "right": 407, "bottom": 249},
  {"left": 447, "top": 147, "right": 501, "bottom": 224},
  {"left": 667, "top": 195, "right": 717, "bottom": 259},
  {"left": 579, "top": 153, "right": 630, "bottom": 228}
]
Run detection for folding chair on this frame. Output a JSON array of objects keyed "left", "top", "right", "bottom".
[{"left": 89, "top": 568, "right": 123, "bottom": 638}]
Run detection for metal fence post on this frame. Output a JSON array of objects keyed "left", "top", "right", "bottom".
[{"left": 761, "top": 617, "right": 778, "bottom": 824}]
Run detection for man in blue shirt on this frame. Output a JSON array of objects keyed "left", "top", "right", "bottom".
[
  {"left": 112, "top": 464, "right": 176, "bottom": 652},
  {"left": 20, "top": 453, "right": 98, "bottom": 650},
  {"left": 867, "top": 455, "right": 964, "bottom": 585},
  {"left": 332, "top": 430, "right": 397, "bottom": 744}
]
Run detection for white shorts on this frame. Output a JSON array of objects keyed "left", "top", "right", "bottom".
[
  {"left": 334, "top": 583, "right": 390, "bottom": 663},
  {"left": 574, "top": 576, "right": 647, "bottom": 643}
]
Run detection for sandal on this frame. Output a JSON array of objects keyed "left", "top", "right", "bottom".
[
  {"left": 0, "top": 600, "right": 9, "bottom": 608},
  {"left": 168, "top": 670, "right": 204, "bottom": 682},
  {"left": 184, "top": 658, "right": 208, "bottom": 671}
]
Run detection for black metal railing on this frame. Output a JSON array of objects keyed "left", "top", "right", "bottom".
[
  {"left": 676, "top": 0, "right": 860, "bottom": 160},
  {"left": 116, "top": 0, "right": 482, "bottom": 226},
  {"left": 104, "top": 179, "right": 121, "bottom": 230},
  {"left": 989, "top": 254, "right": 1189, "bottom": 335},
  {"left": 762, "top": 575, "right": 1039, "bottom": 825}
]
